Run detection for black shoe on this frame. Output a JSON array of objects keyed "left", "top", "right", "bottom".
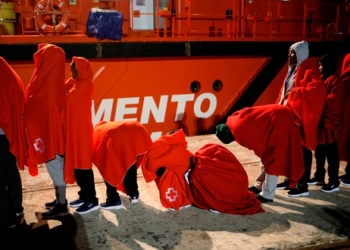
[
  {"left": 69, "top": 198, "right": 84, "bottom": 208},
  {"left": 276, "top": 181, "right": 289, "bottom": 190},
  {"left": 287, "top": 187, "right": 309, "bottom": 197},
  {"left": 45, "top": 199, "right": 68, "bottom": 210},
  {"left": 129, "top": 194, "right": 139, "bottom": 203},
  {"left": 248, "top": 186, "right": 262, "bottom": 195},
  {"left": 256, "top": 194, "right": 273, "bottom": 203},
  {"left": 100, "top": 199, "right": 123, "bottom": 210},
  {"left": 321, "top": 183, "right": 340, "bottom": 193},
  {"left": 307, "top": 177, "right": 325, "bottom": 186},
  {"left": 42, "top": 203, "right": 69, "bottom": 219},
  {"left": 75, "top": 202, "right": 100, "bottom": 214}
]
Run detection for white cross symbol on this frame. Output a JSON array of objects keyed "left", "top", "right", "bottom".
[
  {"left": 165, "top": 187, "right": 178, "bottom": 202},
  {"left": 33, "top": 138, "right": 45, "bottom": 153}
]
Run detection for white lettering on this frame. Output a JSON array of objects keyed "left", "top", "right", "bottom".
[
  {"left": 115, "top": 97, "right": 139, "bottom": 121},
  {"left": 92, "top": 99, "right": 113, "bottom": 126},
  {"left": 140, "top": 96, "right": 168, "bottom": 124},
  {"left": 171, "top": 94, "right": 195, "bottom": 121},
  {"left": 194, "top": 93, "right": 217, "bottom": 118}
]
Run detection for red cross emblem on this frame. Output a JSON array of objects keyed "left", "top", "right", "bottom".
[{"left": 165, "top": 187, "right": 178, "bottom": 202}]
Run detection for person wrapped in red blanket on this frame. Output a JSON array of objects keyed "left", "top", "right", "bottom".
[
  {"left": 93, "top": 121, "right": 152, "bottom": 209},
  {"left": 338, "top": 53, "right": 350, "bottom": 185},
  {"left": 141, "top": 129, "right": 193, "bottom": 211},
  {"left": 0, "top": 56, "right": 27, "bottom": 230},
  {"left": 25, "top": 44, "right": 68, "bottom": 219},
  {"left": 186, "top": 143, "right": 264, "bottom": 215},
  {"left": 216, "top": 104, "right": 305, "bottom": 203}
]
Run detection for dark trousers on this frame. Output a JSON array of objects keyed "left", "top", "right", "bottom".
[
  {"left": 75, "top": 169, "right": 98, "bottom": 204},
  {"left": 345, "top": 162, "right": 350, "bottom": 177},
  {"left": 104, "top": 164, "right": 138, "bottom": 203},
  {"left": 296, "top": 146, "right": 313, "bottom": 189},
  {"left": 0, "top": 135, "right": 23, "bottom": 229},
  {"left": 314, "top": 141, "right": 340, "bottom": 185}
]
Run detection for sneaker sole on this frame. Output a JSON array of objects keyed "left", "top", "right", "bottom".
[
  {"left": 75, "top": 205, "right": 100, "bottom": 214},
  {"left": 321, "top": 187, "right": 340, "bottom": 193},
  {"left": 100, "top": 204, "right": 123, "bottom": 210},
  {"left": 131, "top": 199, "right": 139, "bottom": 204},
  {"left": 343, "top": 183, "right": 350, "bottom": 186},
  {"left": 41, "top": 211, "right": 70, "bottom": 219},
  {"left": 287, "top": 191, "right": 309, "bottom": 197},
  {"left": 69, "top": 202, "right": 84, "bottom": 208},
  {"left": 276, "top": 187, "right": 287, "bottom": 190}
]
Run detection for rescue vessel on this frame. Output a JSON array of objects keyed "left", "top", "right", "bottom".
[{"left": 1, "top": 0, "right": 349, "bottom": 139}]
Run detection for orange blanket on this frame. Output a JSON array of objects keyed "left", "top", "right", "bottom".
[
  {"left": 25, "top": 44, "right": 65, "bottom": 166},
  {"left": 338, "top": 53, "right": 350, "bottom": 161},
  {"left": 186, "top": 143, "right": 263, "bottom": 215},
  {"left": 276, "top": 59, "right": 327, "bottom": 150},
  {"left": 227, "top": 104, "right": 304, "bottom": 188},
  {"left": 93, "top": 121, "right": 152, "bottom": 193},
  {"left": 0, "top": 57, "right": 30, "bottom": 173},
  {"left": 64, "top": 57, "right": 94, "bottom": 184},
  {"left": 141, "top": 129, "right": 193, "bottom": 210}
]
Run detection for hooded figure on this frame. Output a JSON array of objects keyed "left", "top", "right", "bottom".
[
  {"left": 276, "top": 40, "right": 326, "bottom": 151},
  {"left": 25, "top": 43, "right": 66, "bottom": 166},
  {"left": 64, "top": 56, "right": 94, "bottom": 184},
  {"left": 216, "top": 104, "right": 304, "bottom": 191},
  {"left": 338, "top": 53, "right": 350, "bottom": 163},
  {"left": 141, "top": 129, "right": 193, "bottom": 210},
  {"left": 308, "top": 53, "right": 343, "bottom": 191}
]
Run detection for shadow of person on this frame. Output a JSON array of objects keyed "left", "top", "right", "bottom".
[{"left": 2, "top": 213, "right": 77, "bottom": 249}]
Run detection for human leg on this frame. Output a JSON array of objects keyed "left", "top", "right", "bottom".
[
  {"left": 123, "top": 163, "right": 139, "bottom": 202},
  {"left": 248, "top": 163, "right": 265, "bottom": 194},
  {"left": 257, "top": 173, "right": 278, "bottom": 202},
  {"left": 287, "top": 146, "right": 311, "bottom": 197},
  {"left": 0, "top": 135, "right": 17, "bottom": 229},
  {"left": 309, "top": 144, "right": 326, "bottom": 185},
  {"left": 321, "top": 141, "right": 340, "bottom": 193},
  {"left": 72, "top": 169, "right": 98, "bottom": 204},
  {"left": 42, "top": 154, "right": 69, "bottom": 219},
  {"left": 100, "top": 181, "right": 122, "bottom": 210}
]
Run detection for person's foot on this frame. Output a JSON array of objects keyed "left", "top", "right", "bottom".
[
  {"left": 248, "top": 186, "right": 262, "bottom": 195},
  {"left": 129, "top": 194, "right": 139, "bottom": 203},
  {"left": 256, "top": 194, "right": 273, "bottom": 203},
  {"left": 45, "top": 199, "right": 68, "bottom": 209},
  {"left": 321, "top": 183, "right": 340, "bottom": 193},
  {"left": 287, "top": 187, "right": 309, "bottom": 197},
  {"left": 100, "top": 199, "right": 123, "bottom": 210},
  {"left": 69, "top": 198, "right": 84, "bottom": 208},
  {"left": 75, "top": 202, "right": 100, "bottom": 214},
  {"left": 42, "top": 203, "right": 69, "bottom": 219},
  {"left": 276, "top": 180, "right": 290, "bottom": 190},
  {"left": 338, "top": 174, "right": 349, "bottom": 181},
  {"left": 307, "top": 177, "right": 325, "bottom": 186},
  {"left": 342, "top": 178, "right": 350, "bottom": 186}
]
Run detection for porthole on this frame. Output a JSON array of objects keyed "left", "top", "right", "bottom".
[
  {"left": 190, "top": 81, "right": 201, "bottom": 93},
  {"left": 213, "top": 80, "right": 222, "bottom": 92}
]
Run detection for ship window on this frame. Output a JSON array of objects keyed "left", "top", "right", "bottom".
[
  {"left": 213, "top": 80, "right": 222, "bottom": 92},
  {"left": 190, "top": 81, "right": 201, "bottom": 93}
]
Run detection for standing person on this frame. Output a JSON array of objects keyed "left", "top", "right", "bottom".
[
  {"left": 0, "top": 57, "right": 27, "bottom": 232},
  {"left": 249, "top": 41, "right": 326, "bottom": 198},
  {"left": 60, "top": 57, "right": 99, "bottom": 214},
  {"left": 216, "top": 104, "right": 305, "bottom": 203},
  {"left": 338, "top": 53, "right": 350, "bottom": 186},
  {"left": 93, "top": 121, "right": 152, "bottom": 209},
  {"left": 25, "top": 44, "right": 68, "bottom": 219},
  {"left": 308, "top": 53, "right": 343, "bottom": 193}
]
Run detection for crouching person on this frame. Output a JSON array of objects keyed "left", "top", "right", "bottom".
[
  {"left": 216, "top": 104, "right": 305, "bottom": 202},
  {"left": 93, "top": 121, "right": 152, "bottom": 209}
]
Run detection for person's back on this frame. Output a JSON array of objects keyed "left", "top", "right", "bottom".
[
  {"left": 338, "top": 53, "right": 350, "bottom": 185},
  {"left": 308, "top": 53, "right": 343, "bottom": 193},
  {"left": 0, "top": 57, "right": 27, "bottom": 232},
  {"left": 25, "top": 44, "right": 68, "bottom": 219}
]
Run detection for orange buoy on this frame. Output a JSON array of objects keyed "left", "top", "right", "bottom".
[{"left": 34, "top": 0, "right": 69, "bottom": 33}]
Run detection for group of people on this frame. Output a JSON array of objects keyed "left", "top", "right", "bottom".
[
  {"left": 217, "top": 41, "right": 350, "bottom": 203},
  {"left": 1, "top": 41, "right": 350, "bottom": 234}
]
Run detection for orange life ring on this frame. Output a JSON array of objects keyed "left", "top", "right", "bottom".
[{"left": 34, "top": 0, "right": 70, "bottom": 33}]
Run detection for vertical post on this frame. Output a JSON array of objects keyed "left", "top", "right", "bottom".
[{"left": 156, "top": 0, "right": 159, "bottom": 37}]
